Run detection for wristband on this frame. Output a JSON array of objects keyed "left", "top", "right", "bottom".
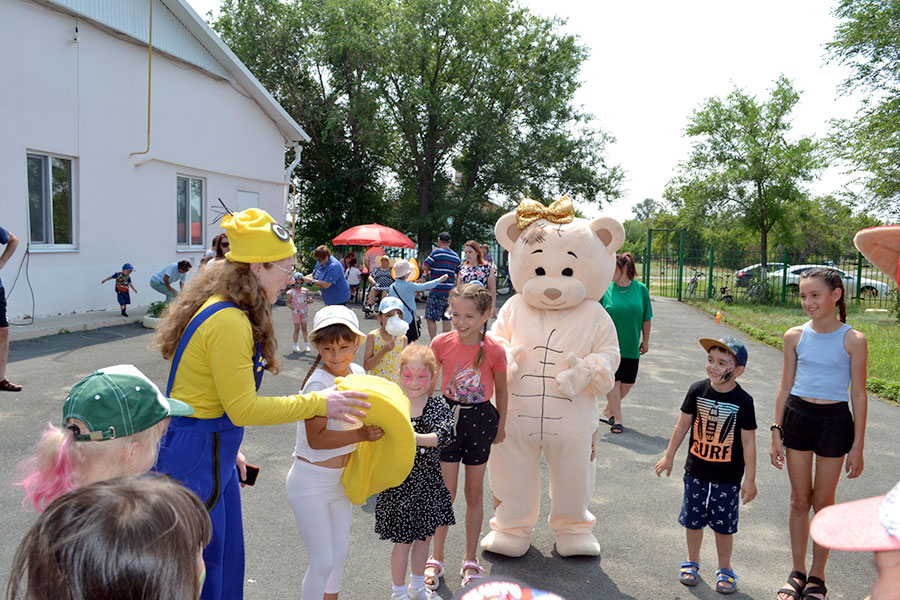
[{"left": 770, "top": 423, "right": 784, "bottom": 440}]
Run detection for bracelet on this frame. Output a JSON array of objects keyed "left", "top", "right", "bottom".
[{"left": 770, "top": 423, "right": 784, "bottom": 440}]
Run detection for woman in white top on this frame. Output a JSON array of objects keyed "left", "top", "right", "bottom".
[{"left": 285, "top": 306, "right": 384, "bottom": 600}]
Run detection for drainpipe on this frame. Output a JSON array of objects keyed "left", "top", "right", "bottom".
[
  {"left": 131, "top": 0, "right": 153, "bottom": 156},
  {"left": 285, "top": 142, "right": 303, "bottom": 242}
]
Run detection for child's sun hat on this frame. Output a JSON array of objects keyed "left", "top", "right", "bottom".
[
  {"left": 310, "top": 306, "right": 366, "bottom": 350},
  {"left": 220, "top": 208, "right": 295, "bottom": 264},
  {"left": 63, "top": 365, "right": 193, "bottom": 442},
  {"left": 699, "top": 336, "right": 748, "bottom": 367},
  {"left": 811, "top": 480, "right": 900, "bottom": 552},
  {"left": 122, "top": 263, "right": 134, "bottom": 271},
  {"left": 378, "top": 296, "right": 404, "bottom": 314}
]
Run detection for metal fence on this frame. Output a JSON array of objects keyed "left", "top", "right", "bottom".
[{"left": 640, "top": 239, "right": 898, "bottom": 309}]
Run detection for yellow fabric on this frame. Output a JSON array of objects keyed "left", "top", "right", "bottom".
[
  {"left": 169, "top": 295, "right": 326, "bottom": 425},
  {"left": 337, "top": 374, "right": 415, "bottom": 504},
  {"left": 366, "top": 330, "right": 405, "bottom": 386},
  {"left": 515, "top": 195, "right": 575, "bottom": 230},
  {"left": 221, "top": 208, "right": 295, "bottom": 264}
]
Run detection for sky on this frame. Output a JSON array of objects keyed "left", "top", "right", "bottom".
[{"left": 186, "top": 0, "right": 862, "bottom": 223}]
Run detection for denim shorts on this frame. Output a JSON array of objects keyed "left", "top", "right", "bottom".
[{"left": 678, "top": 473, "right": 741, "bottom": 534}]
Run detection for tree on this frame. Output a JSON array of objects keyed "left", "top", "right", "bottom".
[
  {"left": 665, "top": 75, "right": 825, "bottom": 264},
  {"left": 827, "top": 0, "right": 900, "bottom": 220},
  {"left": 631, "top": 198, "right": 657, "bottom": 223}
]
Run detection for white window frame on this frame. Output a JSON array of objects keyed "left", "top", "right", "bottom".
[
  {"left": 176, "top": 175, "right": 205, "bottom": 249},
  {"left": 25, "top": 152, "right": 77, "bottom": 251}
]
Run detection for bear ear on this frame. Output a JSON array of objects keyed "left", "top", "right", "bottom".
[
  {"left": 494, "top": 211, "right": 521, "bottom": 251},
  {"left": 590, "top": 217, "right": 625, "bottom": 254}
]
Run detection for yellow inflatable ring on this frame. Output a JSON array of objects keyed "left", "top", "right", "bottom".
[{"left": 335, "top": 374, "right": 415, "bottom": 504}]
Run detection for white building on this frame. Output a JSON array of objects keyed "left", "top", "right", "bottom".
[{"left": 0, "top": 0, "right": 309, "bottom": 318}]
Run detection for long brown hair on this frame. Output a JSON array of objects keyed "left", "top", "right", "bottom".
[
  {"left": 8, "top": 474, "right": 211, "bottom": 600},
  {"left": 449, "top": 283, "right": 492, "bottom": 368},
  {"left": 615, "top": 253, "right": 636, "bottom": 280},
  {"left": 801, "top": 267, "right": 847, "bottom": 323},
  {"left": 464, "top": 240, "right": 485, "bottom": 265},
  {"left": 301, "top": 324, "right": 363, "bottom": 388},
  {"left": 153, "top": 261, "right": 281, "bottom": 374}
]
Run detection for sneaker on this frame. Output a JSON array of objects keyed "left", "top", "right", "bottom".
[
  {"left": 121, "top": 310, "right": 128, "bottom": 317},
  {"left": 408, "top": 586, "right": 441, "bottom": 600},
  {"left": 304, "top": 343, "right": 310, "bottom": 352},
  {"left": 292, "top": 343, "right": 301, "bottom": 353},
  {"left": 391, "top": 592, "right": 410, "bottom": 600}
]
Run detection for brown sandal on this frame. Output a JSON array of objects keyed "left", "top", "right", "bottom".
[{"left": 0, "top": 379, "right": 22, "bottom": 392}]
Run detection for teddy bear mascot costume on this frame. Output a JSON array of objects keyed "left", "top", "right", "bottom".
[
  {"left": 854, "top": 225, "right": 900, "bottom": 286},
  {"left": 480, "top": 195, "right": 624, "bottom": 558}
]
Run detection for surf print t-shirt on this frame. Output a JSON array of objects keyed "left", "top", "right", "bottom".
[
  {"left": 431, "top": 331, "right": 506, "bottom": 404},
  {"left": 681, "top": 379, "right": 756, "bottom": 484}
]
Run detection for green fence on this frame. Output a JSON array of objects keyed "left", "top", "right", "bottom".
[{"left": 640, "top": 239, "right": 898, "bottom": 309}]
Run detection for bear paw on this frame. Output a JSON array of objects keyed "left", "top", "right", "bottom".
[
  {"left": 555, "top": 532, "right": 601, "bottom": 557},
  {"left": 480, "top": 530, "right": 531, "bottom": 558},
  {"left": 555, "top": 354, "right": 591, "bottom": 398}
]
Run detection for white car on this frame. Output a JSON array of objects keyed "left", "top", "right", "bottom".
[{"left": 768, "top": 264, "right": 891, "bottom": 298}]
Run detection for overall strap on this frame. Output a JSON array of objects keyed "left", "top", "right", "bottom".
[{"left": 166, "top": 301, "right": 241, "bottom": 396}]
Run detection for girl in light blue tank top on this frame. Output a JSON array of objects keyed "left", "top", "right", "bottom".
[{"left": 770, "top": 268, "right": 868, "bottom": 600}]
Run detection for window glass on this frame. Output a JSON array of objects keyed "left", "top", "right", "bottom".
[
  {"left": 51, "top": 157, "right": 72, "bottom": 245},
  {"left": 190, "top": 178, "right": 203, "bottom": 246},
  {"left": 176, "top": 177, "right": 188, "bottom": 245},
  {"left": 27, "top": 155, "right": 46, "bottom": 244},
  {"left": 26, "top": 153, "right": 74, "bottom": 246}
]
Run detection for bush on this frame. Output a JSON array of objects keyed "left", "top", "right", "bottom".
[
  {"left": 890, "top": 292, "right": 900, "bottom": 324},
  {"left": 147, "top": 301, "right": 169, "bottom": 318}
]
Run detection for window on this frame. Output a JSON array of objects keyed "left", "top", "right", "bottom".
[
  {"left": 176, "top": 175, "right": 204, "bottom": 247},
  {"left": 26, "top": 153, "right": 75, "bottom": 246}
]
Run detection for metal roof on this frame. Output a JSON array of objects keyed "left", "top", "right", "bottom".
[{"left": 39, "top": 0, "right": 310, "bottom": 144}]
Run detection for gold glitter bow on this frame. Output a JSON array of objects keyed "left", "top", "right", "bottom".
[{"left": 515, "top": 196, "right": 575, "bottom": 230}]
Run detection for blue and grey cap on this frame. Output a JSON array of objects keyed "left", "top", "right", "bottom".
[{"left": 699, "top": 336, "right": 748, "bottom": 367}]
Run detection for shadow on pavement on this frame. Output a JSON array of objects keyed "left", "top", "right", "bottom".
[
  {"left": 599, "top": 426, "right": 668, "bottom": 456},
  {"left": 9, "top": 324, "right": 152, "bottom": 362}
]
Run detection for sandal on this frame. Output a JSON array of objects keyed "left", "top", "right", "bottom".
[
  {"left": 0, "top": 379, "right": 22, "bottom": 392},
  {"left": 423, "top": 558, "right": 443, "bottom": 591},
  {"left": 802, "top": 576, "right": 827, "bottom": 600},
  {"left": 777, "top": 571, "right": 807, "bottom": 600},
  {"left": 716, "top": 568, "right": 738, "bottom": 594},
  {"left": 610, "top": 422, "right": 624, "bottom": 434},
  {"left": 460, "top": 560, "right": 485, "bottom": 587},
  {"left": 679, "top": 561, "right": 699, "bottom": 587}
]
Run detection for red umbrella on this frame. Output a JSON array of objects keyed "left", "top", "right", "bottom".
[{"left": 332, "top": 223, "right": 416, "bottom": 248}]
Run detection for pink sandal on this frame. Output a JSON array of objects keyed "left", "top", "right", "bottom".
[
  {"left": 424, "top": 557, "right": 444, "bottom": 591},
  {"left": 460, "top": 560, "right": 485, "bottom": 587}
]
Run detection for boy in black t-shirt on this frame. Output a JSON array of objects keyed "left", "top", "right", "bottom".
[{"left": 655, "top": 336, "right": 757, "bottom": 595}]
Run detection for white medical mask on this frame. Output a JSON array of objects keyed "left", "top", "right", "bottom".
[{"left": 385, "top": 315, "right": 408, "bottom": 337}]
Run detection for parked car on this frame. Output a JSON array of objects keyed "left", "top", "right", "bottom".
[
  {"left": 767, "top": 264, "right": 891, "bottom": 298},
  {"left": 734, "top": 262, "right": 787, "bottom": 287}
]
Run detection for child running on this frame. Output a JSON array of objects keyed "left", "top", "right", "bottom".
[
  {"left": 17, "top": 364, "right": 193, "bottom": 512},
  {"left": 286, "top": 306, "right": 385, "bottom": 600},
  {"left": 375, "top": 344, "right": 455, "bottom": 600},
  {"left": 655, "top": 337, "right": 757, "bottom": 594},
  {"left": 286, "top": 273, "right": 312, "bottom": 353},
  {"left": 364, "top": 296, "right": 409, "bottom": 385},
  {"left": 771, "top": 268, "right": 868, "bottom": 600},
  {"left": 100, "top": 263, "right": 138, "bottom": 316},
  {"left": 427, "top": 283, "right": 507, "bottom": 590}
]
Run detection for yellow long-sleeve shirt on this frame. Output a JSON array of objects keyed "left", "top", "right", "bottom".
[{"left": 170, "top": 295, "right": 326, "bottom": 425}]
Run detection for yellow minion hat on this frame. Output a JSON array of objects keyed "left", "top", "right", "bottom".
[
  {"left": 221, "top": 208, "right": 295, "bottom": 263},
  {"left": 336, "top": 374, "right": 415, "bottom": 504}
]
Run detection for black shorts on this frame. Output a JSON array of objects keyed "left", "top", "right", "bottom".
[
  {"left": 783, "top": 394, "right": 854, "bottom": 457},
  {"left": 0, "top": 287, "right": 7, "bottom": 328},
  {"left": 440, "top": 398, "right": 499, "bottom": 466},
  {"left": 614, "top": 357, "right": 640, "bottom": 384}
]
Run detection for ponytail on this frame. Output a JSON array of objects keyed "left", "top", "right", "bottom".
[
  {"left": 302, "top": 355, "right": 322, "bottom": 389},
  {"left": 837, "top": 293, "right": 847, "bottom": 323},
  {"left": 18, "top": 424, "right": 78, "bottom": 513},
  {"left": 474, "top": 322, "right": 488, "bottom": 369}
]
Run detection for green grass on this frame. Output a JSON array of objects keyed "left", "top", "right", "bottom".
[{"left": 686, "top": 300, "right": 900, "bottom": 403}]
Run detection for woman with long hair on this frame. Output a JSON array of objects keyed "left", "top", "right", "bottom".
[
  {"left": 152, "top": 208, "right": 369, "bottom": 600},
  {"left": 456, "top": 240, "right": 497, "bottom": 317}
]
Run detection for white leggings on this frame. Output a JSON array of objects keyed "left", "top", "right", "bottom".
[{"left": 286, "top": 460, "right": 352, "bottom": 599}]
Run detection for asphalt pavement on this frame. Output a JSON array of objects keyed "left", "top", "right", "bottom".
[{"left": 2, "top": 296, "right": 897, "bottom": 599}]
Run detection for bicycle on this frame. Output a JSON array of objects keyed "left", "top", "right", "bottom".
[
  {"left": 747, "top": 276, "right": 769, "bottom": 303},
  {"left": 685, "top": 268, "right": 704, "bottom": 298},
  {"left": 496, "top": 265, "right": 514, "bottom": 296},
  {"left": 715, "top": 275, "right": 734, "bottom": 304}
]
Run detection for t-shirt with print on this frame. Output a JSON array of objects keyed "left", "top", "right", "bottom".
[
  {"left": 424, "top": 248, "right": 461, "bottom": 295},
  {"left": 431, "top": 331, "right": 506, "bottom": 404},
  {"left": 681, "top": 379, "right": 756, "bottom": 485},
  {"left": 286, "top": 287, "right": 309, "bottom": 315},
  {"left": 112, "top": 272, "right": 132, "bottom": 293}
]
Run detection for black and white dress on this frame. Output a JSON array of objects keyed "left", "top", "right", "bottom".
[{"left": 375, "top": 396, "right": 456, "bottom": 543}]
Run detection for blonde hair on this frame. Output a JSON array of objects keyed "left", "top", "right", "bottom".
[
  {"left": 153, "top": 260, "right": 281, "bottom": 374},
  {"left": 400, "top": 344, "right": 439, "bottom": 394},
  {"left": 17, "top": 420, "right": 168, "bottom": 513},
  {"left": 448, "top": 283, "right": 492, "bottom": 368}
]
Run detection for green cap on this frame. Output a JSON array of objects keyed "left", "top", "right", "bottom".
[{"left": 63, "top": 365, "right": 193, "bottom": 442}]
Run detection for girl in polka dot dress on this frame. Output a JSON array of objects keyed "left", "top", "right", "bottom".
[{"left": 375, "top": 344, "right": 454, "bottom": 600}]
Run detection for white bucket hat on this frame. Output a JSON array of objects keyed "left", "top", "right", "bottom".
[{"left": 310, "top": 306, "right": 366, "bottom": 350}]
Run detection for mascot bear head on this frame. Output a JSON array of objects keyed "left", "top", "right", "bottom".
[{"left": 495, "top": 196, "right": 625, "bottom": 311}]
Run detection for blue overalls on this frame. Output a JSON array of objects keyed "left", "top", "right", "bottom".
[{"left": 154, "top": 302, "right": 265, "bottom": 600}]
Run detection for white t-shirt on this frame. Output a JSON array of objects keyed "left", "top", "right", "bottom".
[
  {"left": 345, "top": 266, "right": 361, "bottom": 285},
  {"left": 293, "top": 363, "right": 365, "bottom": 462}
]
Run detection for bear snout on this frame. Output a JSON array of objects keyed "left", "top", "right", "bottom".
[{"left": 543, "top": 288, "right": 562, "bottom": 300}]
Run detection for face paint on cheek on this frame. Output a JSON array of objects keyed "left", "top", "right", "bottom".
[
  {"left": 721, "top": 369, "right": 732, "bottom": 382},
  {"left": 400, "top": 369, "right": 416, "bottom": 387}
]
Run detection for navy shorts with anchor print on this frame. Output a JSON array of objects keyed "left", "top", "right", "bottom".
[{"left": 677, "top": 472, "right": 741, "bottom": 534}]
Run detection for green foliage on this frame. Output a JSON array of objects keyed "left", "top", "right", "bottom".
[
  {"left": 631, "top": 198, "right": 658, "bottom": 222},
  {"left": 827, "top": 0, "right": 900, "bottom": 220},
  {"left": 665, "top": 75, "right": 826, "bottom": 261},
  {"left": 772, "top": 194, "right": 882, "bottom": 259},
  {"left": 890, "top": 291, "right": 900, "bottom": 323},
  {"left": 147, "top": 301, "right": 169, "bottom": 318}
]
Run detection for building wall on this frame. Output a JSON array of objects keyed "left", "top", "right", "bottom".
[{"left": 0, "top": 0, "right": 290, "bottom": 318}]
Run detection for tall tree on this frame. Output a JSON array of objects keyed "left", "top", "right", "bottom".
[
  {"left": 632, "top": 198, "right": 658, "bottom": 222},
  {"left": 827, "top": 0, "right": 900, "bottom": 219},
  {"left": 665, "top": 75, "right": 825, "bottom": 263}
]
